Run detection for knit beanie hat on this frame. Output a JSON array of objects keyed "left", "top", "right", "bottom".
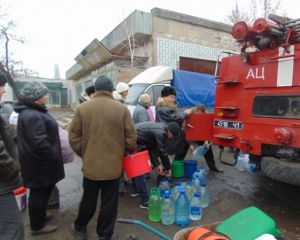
[
  {"left": 85, "top": 85, "right": 95, "bottom": 96},
  {"left": 0, "top": 70, "right": 8, "bottom": 86},
  {"left": 116, "top": 82, "right": 129, "bottom": 93},
  {"left": 22, "top": 81, "right": 49, "bottom": 101},
  {"left": 139, "top": 94, "right": 151, "bottom": 104},
  {"left": 95, "top": 75, "right": 114, "bottom": 92},
  {"left": 167, "top": 122, "right": 180, "bottom": 137},
  {"left": 161, "top": 86, "right": 176, "bottom": 97}
]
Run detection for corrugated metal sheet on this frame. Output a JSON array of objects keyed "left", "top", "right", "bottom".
[
  {"left": 101, "top": 10, "right": 152, "bottom": 50},
  {"left": 66, "top": 39, "right": 113, "bottom": 80},
  {"left": 66, "top": 63, "right": 85, "bottom": 80},
  {"left": 75, "top": 39, "right": 112, "bottom": 71}
]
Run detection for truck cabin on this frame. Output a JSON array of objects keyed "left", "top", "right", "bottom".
[{"left": 186, "top": 14, "right": 300, "bottom": 162}]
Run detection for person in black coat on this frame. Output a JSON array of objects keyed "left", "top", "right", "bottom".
[
  {"left": 133, "top": 121, "right": 180, "bottom": 209},
  {"left": 79, "top": 85, "right": 95, "bottom": 104},
  {"left": 155, "top": 86, "right": 191, "bottom": 158},
  {"left": 136, "top": 122, "right": 180, "bottom": 176},
  {"left": 14, "top": 81, "right": 65, "bottom": 235}
]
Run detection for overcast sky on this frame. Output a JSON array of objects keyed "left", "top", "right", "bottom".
[{"left": 3, "top": 0, "right": 297, "bottom": 79}]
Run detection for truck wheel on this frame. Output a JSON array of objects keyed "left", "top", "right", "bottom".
[{"left": 261, "top": 156, "right": 300, "bottom": 186}]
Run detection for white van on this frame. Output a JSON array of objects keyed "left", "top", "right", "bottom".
[
  {"left": 126, "top": 66, "right": 172, "bottom": 117},
  {"left": 125, "top": 66, "right": 216, "bottom": 117}
]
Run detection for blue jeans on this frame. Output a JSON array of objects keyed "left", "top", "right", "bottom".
[
  {"left": 132, "top": 175, "right": 149, "bottom": 204},
  {"left": 0, "top": 192, "right": 24, "bottom": 240}
]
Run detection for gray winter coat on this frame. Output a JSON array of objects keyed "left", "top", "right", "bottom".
[{"left": 132, "top": 102, "right": 151, "bottom": 124}]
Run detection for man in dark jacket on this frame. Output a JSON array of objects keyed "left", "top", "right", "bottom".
[
  {"left": 0, "top": 71, "right": 24, "bottom": 239},
  {"left": 14, "top": 81, "right": 65, "bottom": 235},
  {"left": 79, "top": 85, "right": 95, "bottom": 103},
  {"left": 156, "top": 86, "right": 191, "bottom": 157},
  {"left": 133, "top": 121, "right": 180, "bottom": 208}
]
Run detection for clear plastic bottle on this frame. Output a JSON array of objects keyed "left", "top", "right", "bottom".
[
  {"left": 201, "top": 183, "right": 210, "bottom": 208},
  {"left": 185, "top": 181, "right": 196, "bottom": 200},
  {"left": 171, "top": 182, "right": 180, "bottom": 201},
  {"left": 234, "top": 153, "right": 245, "bottom": 171},
  {"left": 192, "top": 169, "right": 201, "bottom": 181},
  {"left": 180, "top": 178, "right": 187, "bottom": 188},
  {"left": 149, "top": 188, "right": 161, "bottom": 222},
  {"left": 192, "top": 145, "right": 208, "bottom": 158},
  {"left": 158, "top": 178, "right": 170, "bottom": 199},
  {"left": 243, "top": 154, "right": 255, "bottom": 173},
  {"left": 192, "top": 175, "right": 202, "bottom": 193},
  {"left": 189, "top": 192, "right": 202, "bottom": 220},
  {"left": 161, "top": 191, "right": 175, "bottom": 225},
  {"left": 199, "top": 167, "right": 207, "bottom": 185},
  {"left": 175, "top": 189, "right": 190, "bottom": 227}
]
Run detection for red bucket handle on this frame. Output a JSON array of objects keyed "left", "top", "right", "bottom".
[{"left": 125, "top": 152, "right": 134, "bottom": 160}]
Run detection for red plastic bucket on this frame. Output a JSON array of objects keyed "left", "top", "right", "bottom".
[{"left": 123, "top": 151, "right": 152, "bottom": 178}]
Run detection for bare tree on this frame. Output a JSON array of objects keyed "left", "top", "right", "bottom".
[
  {"left": 0, "top": 4, "right": 37, "bottom": 77},
  {"left": 110, "top": 1, "right": 151, "bottom": 82},
  {"left": 223, "top": 2, "right": 250, "bottom": 25},
  {"left": 223, "top": 0, "right": 285, "bottom": 25}
]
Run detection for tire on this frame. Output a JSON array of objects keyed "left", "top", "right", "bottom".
[{"left": 261, "top": 156, "right": 300, "bottom": 186}]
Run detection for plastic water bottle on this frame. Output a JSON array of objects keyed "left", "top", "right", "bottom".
[
  {"left": 234, "top": 153, "right": 245, "bottom": 171},
  {"left": 159, "top": 178, "right": 170, "bottom": 199},
  {"left": 171, "top": 182, "right": 180, "bottom": 201},
  {"left": 175, "top": 189, "right": 190, "bottom": 226},
  {"left": 189, "top": 192, "right": 202, "bottom": 220},
  {"left": 149, "top": 188, "right": 161, "bottom": 222},
  {"left": 243, "top": 154, "right": 255, "bottom": 173},
  {"left": 192, "top": 169, "right": 201, "bottom": 181},
  {"left": 185, "top": 181, "right": 196, "bottom": 200},
  {"left": 192, "top": 175, "right": 202, "bottom": 193},
  {"left": 180, "top": 178, "right": 187, "bottom": 188},
  {"left": 201, "top": 183, "right": 210, "bottom": 208},
  {"left": 192, "top": 145, "right": 208, "bottom": 158},
  {"left": 161, "top": 191, "right": 175, "bottom": 225},
  {"left": 199, "top": 167, "right": 207, "bottom": 185}
]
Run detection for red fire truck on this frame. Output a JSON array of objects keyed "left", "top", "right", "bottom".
[{"left": 186, "top": 15, "right": 300, "bottom": 186}]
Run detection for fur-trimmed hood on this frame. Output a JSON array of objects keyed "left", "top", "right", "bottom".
[{"left": 156, "top": 97, "right": 178, "bottom": 112}]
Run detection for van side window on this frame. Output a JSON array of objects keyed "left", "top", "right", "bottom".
[
  {"left": 253, "top": 95, "right": 300, "bottom": 119},
  {"left": 153, "top": 85, "right": 166, "bottom": 105},
  {"left": 145, "top": 87, "right": 154, "bottom": 104}
]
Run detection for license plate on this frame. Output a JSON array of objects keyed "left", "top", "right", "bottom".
[{"left": 214, "top": 119, "right": 243, "bottom": 130}]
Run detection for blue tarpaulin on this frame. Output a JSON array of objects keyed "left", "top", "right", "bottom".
[{"left": 171, "top": 70, "right": 216, "bottom": 108}]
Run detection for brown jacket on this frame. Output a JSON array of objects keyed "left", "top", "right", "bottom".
[
  {"left": 69, "top": 91, "right": 136, "bottom": 180},
  {"left": 0, "top": 115, "right": 22, "bottom": 195}
]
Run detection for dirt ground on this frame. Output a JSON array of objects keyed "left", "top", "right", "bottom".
[{"left": 20, "top": 145, "right": 300, "bottom": 240}]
